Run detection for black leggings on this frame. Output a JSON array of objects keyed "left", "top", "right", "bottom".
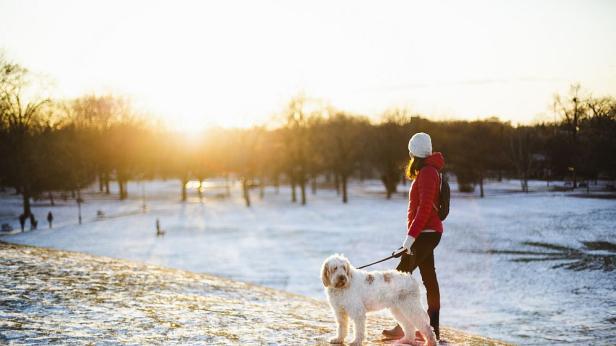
[{"left": 396, "top": 232, "right": 441, "bottom": 314}]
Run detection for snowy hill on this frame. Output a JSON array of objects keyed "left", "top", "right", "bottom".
[
  {"left": 0, "top": 242, "right": 509, "bottom": 345},
  {"left": 1, "top": 179, "right": 615, "bottom": 344}
]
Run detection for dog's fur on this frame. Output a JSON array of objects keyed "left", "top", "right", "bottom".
[{"left": 321, "top": 254, "right": 437, "bottom": 346}]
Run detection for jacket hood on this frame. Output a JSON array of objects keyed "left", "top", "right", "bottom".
[{"left": 424, "top": 152, "right": 445, "bottom": 171}]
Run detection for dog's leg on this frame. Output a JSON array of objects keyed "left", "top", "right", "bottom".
[
  {"left": 328, "top": 308, "right": 348, "bottom": 344},
  {"left": 348, "top": 313, "right": 366, "bottom": 346},
  {"left": 406, "top": 308, "right": 437, "bottom": 346},
  {"left": 390, "top": 307, "right": 415, "bottom": 345}
]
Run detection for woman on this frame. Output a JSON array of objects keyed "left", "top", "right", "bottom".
[{"left": 383, "top": 132, "right": 444, "bottom": 341}]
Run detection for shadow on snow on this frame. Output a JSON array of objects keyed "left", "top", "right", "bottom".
[{"left": 481, "top": 241, "right": 616, "bottom": 272}]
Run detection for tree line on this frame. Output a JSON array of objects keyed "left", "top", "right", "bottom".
[{"left": 2, "top": 56, "right": 616, "bottom": 222}]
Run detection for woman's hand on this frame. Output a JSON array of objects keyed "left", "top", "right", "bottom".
[{"left": 402, "top": 235, "right": 415, "bottom": 254}]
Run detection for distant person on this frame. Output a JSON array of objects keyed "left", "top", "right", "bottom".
[
  {"left": 47, "top": 211, "right": 54, "bottom": 229},
  {"left": 382, "top": 132, "right": 445, "bottom": 341},
  {"left": 156, "top": 218, "right": 165, "bottom": 237},
  {"left": 18, "top": 214, "right": 26, "bottom": 232}
]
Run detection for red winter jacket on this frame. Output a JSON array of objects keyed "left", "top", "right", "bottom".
[{"left": 407, "top": 152, "right": 445, "bottom": 238}]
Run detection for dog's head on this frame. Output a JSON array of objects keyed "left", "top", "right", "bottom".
[{"left": 321, "top": 254, "right": 353, "bottom": 289}]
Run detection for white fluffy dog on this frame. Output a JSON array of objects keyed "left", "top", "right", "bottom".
[{"left": 321, "top": 254, "right": 437, "bottom": 346}]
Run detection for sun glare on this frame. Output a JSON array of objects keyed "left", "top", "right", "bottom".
[
  {"left": 184, "top": 180, "right": 222, "bottom": 191},
  {"left": 184, "top": 180, "right": 202, "bottom": 190}
]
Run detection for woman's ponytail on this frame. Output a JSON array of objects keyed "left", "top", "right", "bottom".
[{"left": 405, "top": 157, "right": 425, "bottom": 181}]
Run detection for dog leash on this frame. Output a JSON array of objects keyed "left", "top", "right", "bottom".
[{"left": 357, "top": 247, "right": 410, "bottom": 269}]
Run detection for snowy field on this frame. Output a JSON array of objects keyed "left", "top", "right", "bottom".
[
  {"left": 0, "top": 242, "right": 508, "bottom": 345},
  {"left": 1, "top": 179, "right": 615, "bottom": 345}
]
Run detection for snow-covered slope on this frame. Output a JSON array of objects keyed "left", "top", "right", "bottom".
[
  {"left": 1, "top": 179, "right": 615, "bottom": 344},
  {"left": 0, "top": 242, "right": 509, "bottom": 345}
]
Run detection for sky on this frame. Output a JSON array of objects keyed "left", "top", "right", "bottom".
[{"left": 1, "top": 0, "right": 615, "bottom": 131}]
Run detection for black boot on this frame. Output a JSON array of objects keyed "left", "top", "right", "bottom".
[
  {"left": 428, "top": 309, "right": 440, "bottom": 340},
  {"left": 382, "top": 324, "right": 404, "bottom": 339}
]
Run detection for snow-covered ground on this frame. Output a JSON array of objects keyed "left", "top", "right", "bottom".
[
  {"left": 1, "top": 179, "right": 615, "bottom": 345},
  {"left": 0, "top": 242, "right": 510, "bottom": 345}
]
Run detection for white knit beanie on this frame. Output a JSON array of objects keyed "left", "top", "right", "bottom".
[{"left": 408, "top": 132, "right": 432, "bottom": 158}]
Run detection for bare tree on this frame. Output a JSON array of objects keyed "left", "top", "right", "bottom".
[
  {"left": 225, "top": 127, "right": 263, "bottom": 207},
  {"left": 281, "top": 96, "right": 312, "bottom": 205},
  {"left": 0, "top": 56, "right": 50, "bottom": 218},
  {"left": 508, "top": 126, "right": 536, "bottom": 192},
  {"left": 68, "top": 94, "right": 117, "bottom": 193},
  {"left": 319, "top": 111, "right": 369, "bottom": 203},
  {"left": 369, "top": 109, "right": 410, "bottom": 199},
  {"left": 553, "top": 84, "right": 587, "bottom": 188}
]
